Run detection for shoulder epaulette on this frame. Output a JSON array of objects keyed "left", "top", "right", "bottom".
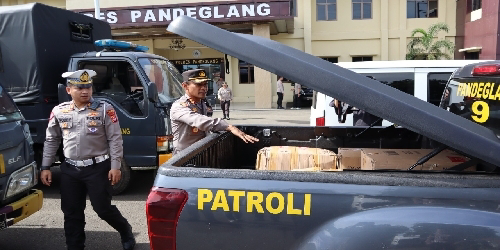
[{"left": 89, "top": 100, "right": 102, "bottom": 110}]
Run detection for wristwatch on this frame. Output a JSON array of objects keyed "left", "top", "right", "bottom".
[{"left": 40, "top": 165, "right": 51, "bottom": 171}]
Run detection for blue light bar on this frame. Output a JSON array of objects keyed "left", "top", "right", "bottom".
[{"left": 95, "top": 39, "right": 149, "bottom": 52}]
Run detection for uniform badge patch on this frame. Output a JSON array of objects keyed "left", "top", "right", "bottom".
[
  {"left": 107, "top": 109, "right": 118, "bottom": 123},
  {"left": 180, "top": 102, "right": 188, "bottom": 107},
  {"left": 88, "top": 120, "right": 98, "bottom": 126},
  {"left": 192, "top": 107, "right": 198, "bottom": 112},
  {"left": 88, "top": 111, "right": 99, "bottom": 117},
  {"left": 61, "top": 109, "right": 70, "bottom": 113},
  {"left": 88, "top": 127, "right": 98, "bottom": 133}
]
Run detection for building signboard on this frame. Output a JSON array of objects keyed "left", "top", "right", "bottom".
[{"left": 74, "top": 0, "right": 291, "bottom": 28}]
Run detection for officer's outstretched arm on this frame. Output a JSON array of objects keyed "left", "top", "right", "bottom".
[
  {"left": 226, "top": 125, "right": 259, "bottom": 144},
  {"left": 171, "top": 103, "right": 228, "bottom": 132}
]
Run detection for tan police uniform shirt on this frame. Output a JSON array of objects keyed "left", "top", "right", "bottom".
[
  {"left": 218, "top": 87, "right": 233, "bottom": 102},
  {"left": 42, "top": 99, "right": 124, "bottom": 170},
  {"left": 294, "top": 83, "right": 302, "bottom": 95},
  {"left": 170, "top": 94, "right": 229, "bottom": 154}
]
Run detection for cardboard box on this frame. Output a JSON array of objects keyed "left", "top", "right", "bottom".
[
  {"left": 360, "top": 149, "right": 475, "bottom": 171},
  {"left": 338, "top": 148, "right": 363, "bottom": 170},
  {"left": 255, "top": 146, "right": 337, "bottom": 171}
]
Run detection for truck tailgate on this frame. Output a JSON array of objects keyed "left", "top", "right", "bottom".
[{"left": 151, "top": 167, "right": 500, "bottom": 250}]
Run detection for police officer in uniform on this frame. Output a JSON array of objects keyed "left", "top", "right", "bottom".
[
  {"left": 39, "top": 70, "right": 136, "bottom": 250},
  {"left": 171, "top": 69, "right": 259, "bottom": 154}
]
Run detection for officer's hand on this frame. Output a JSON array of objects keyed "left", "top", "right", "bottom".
[
  {"left": 40, "top": 170, "right": 52, "bottom": 186},
  {"left": 108, "top": 169, "right": 121, "bottom": 185},
  {"left": 227, "top": 125, "right": 259, "bottom": 144}
]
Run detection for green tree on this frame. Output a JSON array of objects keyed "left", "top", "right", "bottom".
[{"left": 406, "top": 22, "right": 455, "bottom": 60}]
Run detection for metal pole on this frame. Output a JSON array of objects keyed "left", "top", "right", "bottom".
[{"left": 94, "top": 0, "right": 100, "bottom": 19}]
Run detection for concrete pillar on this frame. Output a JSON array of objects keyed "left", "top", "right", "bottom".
[
  {"left": 399, "top": 0, "right": 407, "bottom": 59},
  {"left": 303, "top": 0, "right": 312, "bottom": 54},
  {"left": 380, "top": 0, "right": 389, "bottom": 61},
  {"left": 252, "top": 24, "right": 272, "bottom": 109}
]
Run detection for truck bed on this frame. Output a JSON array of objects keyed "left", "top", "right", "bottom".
[
  {"left": 152, "top": 126, "right": 500, "bottom": 250},
  {"left": 162, "top": 125, "right": 500, "bottom": 187}
]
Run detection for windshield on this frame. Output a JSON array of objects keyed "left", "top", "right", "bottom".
[
  {"left": 138, "top": 58, "right": 184, "bottom": 103},
  {"left": 440, "top": 77, "right": 500, "bottom": 137},
  {"left": 0, "top": 84, "right": 22, "bottom": 123}
]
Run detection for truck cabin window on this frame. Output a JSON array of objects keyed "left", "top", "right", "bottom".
[
  {"left": 0, "top": 85, "right": 22, "bottom": 123},
  {"left": 78, "top": 61, "right": 145, "bottom": 117},
  {"left": 138, "top": 58, "right": 184, "bottom": 103}
]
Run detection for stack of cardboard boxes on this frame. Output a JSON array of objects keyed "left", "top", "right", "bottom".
[{"left": 255, "top": 146, "right": 475, "bottom": 171}]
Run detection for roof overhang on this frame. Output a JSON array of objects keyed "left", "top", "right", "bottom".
[{"left": 459, "top": 46, "right": 482, "bottom": 53}]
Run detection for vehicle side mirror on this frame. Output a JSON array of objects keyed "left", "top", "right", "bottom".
[{"left": 147, "top": 82, "right": 159, "bottom": 103}]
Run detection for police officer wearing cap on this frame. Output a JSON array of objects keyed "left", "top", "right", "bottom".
[
  {"left": 39, "top": 69, "right": 136, "bottom": 250},
  {"left": 171, "top": 69, "right": 259, "bottom": 154}
]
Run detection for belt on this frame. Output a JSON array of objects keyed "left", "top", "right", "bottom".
[{"left": 66, "top": 154, "right": 110, "bottom": 167}]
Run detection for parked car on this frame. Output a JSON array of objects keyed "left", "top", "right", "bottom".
[{"left": 310, "top": 59, "right": 486, "bottom": 127}]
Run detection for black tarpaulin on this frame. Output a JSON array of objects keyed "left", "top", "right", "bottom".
[{"left": 0, "top": 3, "right": 111, "bottom": 103}]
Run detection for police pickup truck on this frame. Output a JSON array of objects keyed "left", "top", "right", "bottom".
[
  {"left": 2, "top": 3, "right": 181, "bottom": 194},
  {"left": 146, "top": 16, "right": 500, "bottom": 250},
  {"left": 0, "top": 83, "right": 42, "bottom": 231}
]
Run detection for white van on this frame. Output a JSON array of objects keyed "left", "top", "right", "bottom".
[{"left": 310, "top": 60, "right": 487, "bottom": 127}]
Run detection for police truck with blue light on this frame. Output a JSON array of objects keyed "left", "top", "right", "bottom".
[{"left": 1, "top": 3, "right": 182, "bottom": 194}]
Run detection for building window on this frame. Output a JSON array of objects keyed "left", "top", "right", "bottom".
[
  {"left": 471, "top": 0, "right": 481, "bottom": 11},
  {"left": 352, "top": 56, "right": 373, "bottom": 62},
  {"left": 239, "top": 60, "right": 254, "bottom": 84},
  {"left": 317, "top": 0, "right": 336, "bottom": 21},
  {"left": 353, "top": 0, "right": 372, "bottom": 20},
  {"left": 322, "top": 57, "right": 339, "bottom": 63},
  {"left": 407, "top": 0, "right": 438, "bottom": 18},
  {"left": 465, "top": 51, "right": 480, "bottom": 60}
]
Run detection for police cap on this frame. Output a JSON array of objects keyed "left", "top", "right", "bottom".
[
  {"left": 62, "top": 69, "right": 97, "bottom": 88},
  {"left": 182, "top": 69, "right": 209, "bottom": 84}
]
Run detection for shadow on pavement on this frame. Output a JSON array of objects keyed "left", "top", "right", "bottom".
[
  {"left": 35, "top": 167, "right": 157, "bottom": 202},
  {"left": 0, "top": 227, "right": 150, "bottom": 250}
]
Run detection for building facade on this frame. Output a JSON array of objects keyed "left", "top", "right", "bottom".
[
  {"left": 456, "top": 0, "right": 498, "bottom": 60},
  {"left": 1, "top": 0, "right": 461, "bottom": 108}
]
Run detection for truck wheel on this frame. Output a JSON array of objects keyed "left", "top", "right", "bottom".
[{"left": 112, "top": 161, "right": 131, "bottom": 196}]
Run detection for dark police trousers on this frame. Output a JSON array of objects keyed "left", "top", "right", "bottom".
[
  {"left": 60, "top": 159, "right": 131, "bottom": 250},
  {"left": 221, "top": 100, "right": 230, "bottom": 117}
]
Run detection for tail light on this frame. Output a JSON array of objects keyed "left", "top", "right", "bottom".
[
  {"left": 472, "top": 64, "right": 500, "bottom": 76},
  {"left": 316, "top": 117, "right": 325, "bottom": 126},
  {"left": 147, "top": 188, "right": 188, "bottom": 250}
]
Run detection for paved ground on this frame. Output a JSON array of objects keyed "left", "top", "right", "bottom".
[{"left": 0, "top": 107, "right": 311, "bottom": 250}]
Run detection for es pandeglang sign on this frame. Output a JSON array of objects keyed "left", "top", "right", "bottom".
[{"left": 75, "top": 0, "right": 291, "bottom": 27}]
